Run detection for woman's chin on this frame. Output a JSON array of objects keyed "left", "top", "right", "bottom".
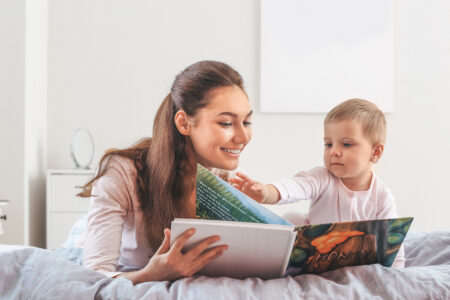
[
  {"left": 196, "top": 159, "right": 239, "bottom": 171},
  {"left": 216, "top": 160, "right": 239, "bottom": 170},
  {"left": 215, "top": 158, "right": 240, "bottom": 170}
]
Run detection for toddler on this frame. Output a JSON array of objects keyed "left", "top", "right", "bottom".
[{"left": 231, "top": 98, "right": 405, "bottom": 268}]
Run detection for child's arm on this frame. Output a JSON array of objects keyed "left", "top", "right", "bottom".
[{"left": 229, "top": 172, "right": 281, "bottom": 204}]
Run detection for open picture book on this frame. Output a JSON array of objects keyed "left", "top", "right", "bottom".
[{"left": 170, "top": 164, "right": 413, "bottom": 279}]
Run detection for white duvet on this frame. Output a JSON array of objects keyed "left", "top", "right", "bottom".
[{"left": 0, "top": 231, "right": 449, "bottom": 299}]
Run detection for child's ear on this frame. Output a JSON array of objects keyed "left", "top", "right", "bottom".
[
  {"left": 371, "top": 143, "right": 384, "bottom": 163},
  {"left": 174, "top": 110, "right": 192, "bottom": 136}
]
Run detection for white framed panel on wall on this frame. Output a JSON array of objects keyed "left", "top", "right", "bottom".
[{"left": 260, "top": 0, "right": 394, "bottom": 113}]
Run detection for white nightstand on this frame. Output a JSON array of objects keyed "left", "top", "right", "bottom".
[{"left": 46, "top": 169, "right": 95, "bottom": 249}]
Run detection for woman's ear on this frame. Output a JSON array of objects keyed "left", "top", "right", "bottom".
[
  {"left": 174, "top": 110, "right": 191, "bottom": 136},
  {"left": 371, "top": 143, "right": 384, "bottom": 163}
]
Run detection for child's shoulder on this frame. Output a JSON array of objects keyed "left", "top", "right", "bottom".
[
  {"left": 296, "top": 166, "right": 335, "bottom": 183},
  {"left": 371, "top": 173, "right": 394, "bottom": 197},
  {"left": 309, "top": 166, "right": 331, "bottom": 176}
]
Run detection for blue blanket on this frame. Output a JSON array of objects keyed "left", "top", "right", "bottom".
[{"left": 1, "top": 231, "right": 449, "bottom": 299}]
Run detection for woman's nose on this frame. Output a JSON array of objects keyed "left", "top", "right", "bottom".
[{"left": 234, "top": 125, "right": 251, "bottom": 144}]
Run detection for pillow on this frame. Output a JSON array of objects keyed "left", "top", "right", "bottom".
[
  {"left": 53, "top": 214, "right": 87, "bottom": 265},
  {"left": 62, "top": 214, "right": 88, "bottom": 248}
]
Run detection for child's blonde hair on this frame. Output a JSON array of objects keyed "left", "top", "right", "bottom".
[{"left": 324, "top": 98, "right": 386, "bottom": 144}]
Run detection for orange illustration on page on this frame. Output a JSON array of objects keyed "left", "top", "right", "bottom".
[{"left": 311, "top": 231, "right": 365, "bottom": 254}]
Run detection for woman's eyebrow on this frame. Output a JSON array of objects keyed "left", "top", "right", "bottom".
[{"left": 217, "top": 110, "right": 253, "bottom": 118}]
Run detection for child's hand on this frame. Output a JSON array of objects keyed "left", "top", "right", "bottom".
[{"left": 229, "top": 172, "right": 273, "bottom": 203}]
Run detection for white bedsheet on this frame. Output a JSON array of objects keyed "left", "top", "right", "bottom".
[
  {"left": 0, "top": 244, "right": 28, "bottom": 251},
  {"left": 0, "top": 231, "right": 449, "bottom": 299}
]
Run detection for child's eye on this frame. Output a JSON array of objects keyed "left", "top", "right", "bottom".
[
  {"left": 324, "top": 143, "right": 332, "bottom": 148},
  {"left": 343, "top": 143, "right": 352, "bottom": 147},
  {"left": 218, "top": 122, "right": 232, "bottom": 127}
]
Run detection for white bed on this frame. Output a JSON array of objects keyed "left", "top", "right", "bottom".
[{"left": 0, "top": 228, "right": 449, "bottom": 299}]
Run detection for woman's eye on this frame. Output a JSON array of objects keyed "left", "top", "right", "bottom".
[
  {"left": 218, "top": 122, "right": 232, "bottom": 127},
  {"left": 243, "top": 121, "right": 252, "bottom": 127}
]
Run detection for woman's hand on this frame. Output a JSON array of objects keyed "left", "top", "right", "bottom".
[
  {"left": 230, "top": 172, "right": 279, "bottom": 204},
  {"left": 126, "top": 228, "right": 227, "bottom": 284}
]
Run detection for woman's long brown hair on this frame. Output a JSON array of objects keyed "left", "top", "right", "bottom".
[{"left": 78, "top": 61, "right": 245, "bottom": 249}]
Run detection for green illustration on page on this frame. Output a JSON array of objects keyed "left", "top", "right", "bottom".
[{"left": 195, "top": 164, "right": 291, "bottom": 225}]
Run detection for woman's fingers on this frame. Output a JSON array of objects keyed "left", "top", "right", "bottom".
[
  {"left": 155, "top": 228, "right": 171, "bottom": 255},
  {"left": 154, "top": 231, "right": 229, "bottom": 279},
  {"left": 188, "top": 246, "right": 226, "bottom": 275},
  {"left": 145, "top": 230, "right": 227, "bottom": 281},
  {"left": 170, "top": 228, "right": 196, "bottom": 253},
  {"left": 183, "top": 235, "right": 225, "bottom": 259},
  {"left": 170, "top": 234, "right": 227, "bottom": 277}
]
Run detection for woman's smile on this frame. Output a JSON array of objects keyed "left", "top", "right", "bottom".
[{"left": 221, "top": 147, "right": 243, "bottom": 157}]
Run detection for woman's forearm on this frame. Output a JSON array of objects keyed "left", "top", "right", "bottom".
[{"left": 116, "top": 269, "right": 152, "bottom": 285}]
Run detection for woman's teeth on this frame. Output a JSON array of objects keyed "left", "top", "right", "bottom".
[{"left": 222, "top": 148, "right": 241, "bottom": 154}]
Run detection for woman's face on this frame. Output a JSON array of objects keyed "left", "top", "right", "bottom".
[{"left": 187, "top": 85, "right": 252, "bottom": 170}]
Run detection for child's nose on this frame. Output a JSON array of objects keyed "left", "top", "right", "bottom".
[{"left": 330, "top": 146, "right": 342, "bottom": 156}]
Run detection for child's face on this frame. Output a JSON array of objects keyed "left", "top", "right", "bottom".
[{"left": 323, "top": 119, "right": 379, "bottom": 189}]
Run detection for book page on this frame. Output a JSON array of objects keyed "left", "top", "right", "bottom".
[
  {"left": 196, "top": 164, "right": 291, "bottom": 225},
  {"left": 286, "top": 217, "right": 413, "bottom": 275}
]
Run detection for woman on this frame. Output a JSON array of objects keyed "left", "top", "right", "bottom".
[{"left": 78, "top": 61, "right": 253, "bottom": 284}]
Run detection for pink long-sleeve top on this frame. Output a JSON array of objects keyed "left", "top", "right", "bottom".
[
  {"left": 79, "top": 156, "right": 153, "bottom": 277},
  {"left": 79, "top": 156, "right": 233, "bottom": 277},
  {"left": 271, "top": 166, "right": 405, "bottom": 268}
]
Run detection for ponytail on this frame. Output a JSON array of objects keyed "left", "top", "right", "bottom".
[{"left": 145, "top": 94, "right": 190, "bottom": 248}]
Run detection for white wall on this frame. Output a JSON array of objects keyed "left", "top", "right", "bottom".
[
  {"left": 47, "top": 0, "right": 259, "bottom": 167},
  {"left": 382, "top": 0, "right": 450, "bottom": 231},
  {"left": 0, "top": 0, "right": 47, "bottom": 246},
  {"left": 47, "top": 0, "right": 450, "bottom": 231},
  {"left": 0, "top": 0, "right": 26, "bottom": 244}
]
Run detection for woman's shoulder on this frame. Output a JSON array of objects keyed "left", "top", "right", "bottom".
[
  {"left": 99, "top": 155, "right": 138, "bottom": 183},
  {"left": 107, "top": 155, "right": 136, "bottom": 169},
  {"left": 90, "top": 155, "right": 139, "bottom": 209}
]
